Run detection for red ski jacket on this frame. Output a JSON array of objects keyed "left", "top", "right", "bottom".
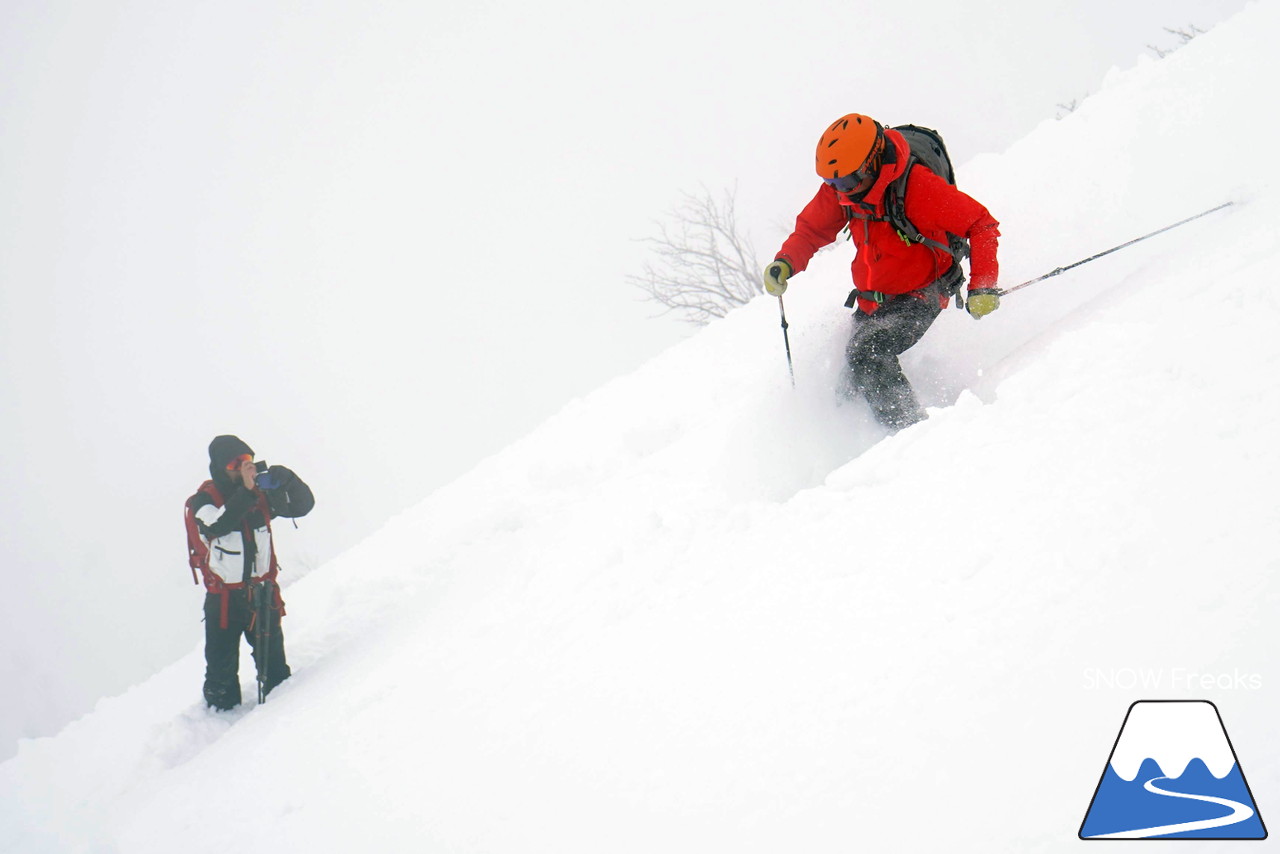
[{"left": 776, "top": 129, "right": 1000, "bottom": 314}]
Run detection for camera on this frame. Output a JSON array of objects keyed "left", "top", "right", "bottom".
[{"left": 253, "top": 460, "right": 280, "bottom": 491}]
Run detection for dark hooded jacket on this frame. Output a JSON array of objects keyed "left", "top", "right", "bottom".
[{"left": 191, "top": 435, "right": 275, "bottom": 588}]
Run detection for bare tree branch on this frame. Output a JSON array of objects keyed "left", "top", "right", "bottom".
[
  {"left": 1149, "top": 23, "right": 1205, "bottom": 58},
  {"left": 628, "top": 186, "right": 762, "bottom": 326}
]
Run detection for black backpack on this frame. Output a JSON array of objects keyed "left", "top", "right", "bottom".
[{"left": 846, "top": 124, "right": 971, "bottom": 307}]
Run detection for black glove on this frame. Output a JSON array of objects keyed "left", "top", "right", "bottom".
[
  {"left": 263, "top": 466, "right": 315, "bottom": 518},
  {"left": 255, "top": 465, "right": 291, "bottom": 491}
]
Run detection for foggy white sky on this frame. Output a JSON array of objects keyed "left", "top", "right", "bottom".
[{"left": 0, "top": 0, "right": 1251, "bottom": 757}]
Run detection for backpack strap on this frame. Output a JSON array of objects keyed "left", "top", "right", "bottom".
[
  {"left": 843, "top": 278, "right": 954, "bottom": 311},
  {"left": 186, "top": 481, "right": 231, "bottom": 629},
  {"left": 855, "top": 160, "right": 971, "bottom": 305},
  {"left": 185, "top": 482, "right": 285, "bottom": 629},
  {"left": 251, "top": 491, "right": 285, "bottom": 617},
  {"left": 256, "top": 490, "right": 281, "bottom": 582},
  {"left": 185, "top": 481, "right": 224, "bottom": 586},
  {"left": 843, "top": 160, "right": 949, "bottom": 253},
  {"left": 884, "top": 160, "right": 959, "bottom": 258}
]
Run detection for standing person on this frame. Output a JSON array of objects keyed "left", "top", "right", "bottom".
[
  {"left": 764, "top": 113, "right": 1001, "bottom": 430},
  {"left": 185, "top": 435, "right": 314, "bottom": 710}
]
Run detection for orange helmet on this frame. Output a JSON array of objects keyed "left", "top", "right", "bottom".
[{"left": 815, "top": 114, "right": 885, "bottom": 184}]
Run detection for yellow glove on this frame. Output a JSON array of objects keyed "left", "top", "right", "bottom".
[
  {"left": 967, "top": 288, "right": 1001, "bottom": 319},
  {"left": 763, "top": 260, "right": 792, "bottom": 297}
]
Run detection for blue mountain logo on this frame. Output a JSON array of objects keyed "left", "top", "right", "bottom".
[{"left": 1080, "top": 700, "right": 1266, "bottom": 840}]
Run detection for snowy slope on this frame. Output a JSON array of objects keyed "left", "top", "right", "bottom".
[{"left": 4, "top": 4, "right": 1280, "bottom": 852}]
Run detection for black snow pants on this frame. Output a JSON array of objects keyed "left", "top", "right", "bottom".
[
  {"left": 203, "top": 582, "right": 290, "bottom": 710},
  {"left": 846, "top": 294, "right": 943, "bottom": 431}
]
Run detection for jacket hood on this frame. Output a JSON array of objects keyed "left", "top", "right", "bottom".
[{"left": 208, "top": 435, "right": 254, "bottom": 486}]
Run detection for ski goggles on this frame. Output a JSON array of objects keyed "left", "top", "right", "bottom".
[{"left": 225, "top": 453, "right": 253, "bottom": 472}]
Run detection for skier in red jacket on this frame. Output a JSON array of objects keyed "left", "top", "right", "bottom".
[{"left": 764, "top": 114, "right": 1001, "bottom": 430}]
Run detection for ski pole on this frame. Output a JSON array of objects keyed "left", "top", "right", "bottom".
[
  {"left": 1000, "top": 201, "right": 1233, "bottom": 297},
  {"left": 777, "top": 296, "right": 795, "bottom": 387},
  {"left": 255, "top": 582, "right": 271, "bottom": 704}
]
